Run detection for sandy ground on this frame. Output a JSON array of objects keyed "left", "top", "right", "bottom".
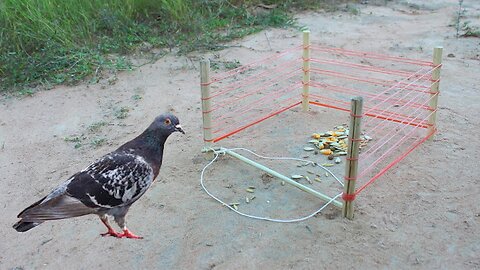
[{"left": 1, "top": 1, "right": 479, "bottom": 269}]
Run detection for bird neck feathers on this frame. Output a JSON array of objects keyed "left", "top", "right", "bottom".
[{"left": 119, "top": 130, "right": 168, "bottom": 163}]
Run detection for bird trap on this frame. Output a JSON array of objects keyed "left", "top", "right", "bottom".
[{"left": 200, "top": 31, "right": 442, "bottom": 218}]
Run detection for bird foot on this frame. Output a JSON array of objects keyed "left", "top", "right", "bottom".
[
  {"left": 101, "top": 229, "right": 122, "bottom": 238},
  {"left": 101, "top": 228, "right": 143, "bottom": 239},
  {"left": 118, "top": 229, "right": 143, "bottom": 239}
]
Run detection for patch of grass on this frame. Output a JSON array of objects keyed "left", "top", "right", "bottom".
[
  {"left": 132, "top": 94, "right": 143, "bottom": 100},
  {"left": 224, "top": 60, "right": 241, "bottom": 70},
  {"left": 210, "top": 59, "right": 241, "bottom": 70},
  {"left": 90, "top": 138, "right": 107, "bottom": 148},
  {"left": 346, "top": 5, "right": 360, "bottom": 15},
  {"left": 17, "top": 88, "right": 36, "bottom": 97},
  {"left": 461, "top": 22, "right": 480, "bottom": 37},
  {"left": 63, "top": 135, "right": 85, "bottom": 149},
  {"left": 176, "top": 3, "right": 295, "bottom": 53},
  {"left": 63, "top": 136, "right": 82, "bottom": 143},
  {"left": 0, "top": 0, "right": 352, "bottom": 92},
  {"left": 453, "top": 1, "right": 480, "bottom": 38},
  {"left": 115, "top": 106, "right": 130, "bottom": 119},
  {"left": 64, "top": 126, "right": 109, "bottom": 149},
  {"left": 88, "top": 121, "right": 108, "bottom": 133}
]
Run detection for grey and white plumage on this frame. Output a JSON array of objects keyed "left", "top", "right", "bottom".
[{"left": 13, "top": 113, "right": 184, "bottom": 239}]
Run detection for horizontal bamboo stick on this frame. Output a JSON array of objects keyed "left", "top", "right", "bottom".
[{"left": 223, "top": 148, "right": 343, "bottom": 208}]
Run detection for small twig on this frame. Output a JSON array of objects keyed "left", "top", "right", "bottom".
[
  {"left": 40, "top": 238, "right": 53, "bottom": 246},
  {"left": 200, "top": 44, "right": 243, "bottom": 50},
  {"left": 264, "top": 32, "right": 272, "bottom": 51},
  {"left": 94, "top": 66, "right": 100, "bottom": 77},
  {"left": 133, "top": 51, "right": 169, "bottom": 68},
  {"left": 225, "top": 0, "right": 239, "bottom": 9},
  {"left": 456, "top": 0, "right": 464, "bottom": 38},
  {"left": 67, "top": 57, "right": 83, "bottom": 71},
  {"left": 187, "top": 56, "right": 198, "bottom": 71}
]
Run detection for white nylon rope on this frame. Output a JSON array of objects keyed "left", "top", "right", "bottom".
[{"left": 200, "top": 147, "right": 343, "bottom": 223}]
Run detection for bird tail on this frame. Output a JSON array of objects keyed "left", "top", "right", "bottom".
[
  {"left": 13, "top": 194, "right": 94, "bottom": 233},
  {"left": 13, "top": 220, "right": 42, "bottom": 232}
]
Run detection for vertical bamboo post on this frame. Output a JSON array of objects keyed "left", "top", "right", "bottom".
[
  {"left": 343, "top": 96, "right": 363, "bottom": 219},
  {"left": 428, "top": 46, "right": 443, "bottom": 140},
  {"left": 200, "top": 59, "right": 214, "bottom": 159},
  {"left": 302, "top": 30, "right": 310, "bottom": 111}
]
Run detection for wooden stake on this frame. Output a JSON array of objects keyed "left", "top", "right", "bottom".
[
  {"left": 302, "top": 30, "right": 310, "bottom": 111},
  {"left": 343, "top": 96, "right": 363, "bottom": 219},
  {"left": 200, "top": 59, "right": 214, "bottom": 159},
  {"left": 428, "top": 46, "right": 443, "bottom": 140}
]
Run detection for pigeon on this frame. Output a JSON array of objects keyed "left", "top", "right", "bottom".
[{"left": 13, "top": 113, "right": 184, "bottom": 239}]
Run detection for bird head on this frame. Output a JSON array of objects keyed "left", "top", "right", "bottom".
[{"left": 149, "top": 113, "right": 185, "bottom": 136}]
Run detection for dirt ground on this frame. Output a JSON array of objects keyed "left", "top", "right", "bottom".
[{"left": 1, "top": 1, "right": 479, "bottom": 269}]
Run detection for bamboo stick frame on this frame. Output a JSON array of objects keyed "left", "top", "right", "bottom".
[
  {"left": 428, "top": 46, "right": 443, "bottom": 140},
  {"left": 343, "top": 97, "right": 363, "bottom": 219},
  {"left": 302, "top": 30, "right": 311, "bottom": 111},
  {"left": 200, "top": 60, "right": 214, "bottom": 159},
  {"left": 198, "top": 33, "right": 442, "bottom": 219}
]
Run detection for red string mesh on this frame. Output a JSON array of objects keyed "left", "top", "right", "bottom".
[{"left": 202, "top": 43, "right": 438, "bottom": 197}]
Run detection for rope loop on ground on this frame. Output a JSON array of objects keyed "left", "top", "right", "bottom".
[{"left": 200, "top": 147, "right": 343, "bottom": 223}]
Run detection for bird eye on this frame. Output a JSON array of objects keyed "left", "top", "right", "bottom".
[{"left": 164, "top": 118, "right": 171, "bottom": 125}]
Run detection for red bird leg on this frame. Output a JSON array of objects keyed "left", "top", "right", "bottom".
[
  {"left": 99, "top": 216, "right": 121, "bottom": 238},
  {"left": 118, "top": 227, "right": 143, "bottom": 239},
  {"left": 114, "top": 215, "right": 143, "bottom": 239}
]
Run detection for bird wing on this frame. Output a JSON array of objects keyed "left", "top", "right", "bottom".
[
  {"left": 66, "top": 152, "right": 155, "bottom": 209},
  {"left": 18, "top": 152, "right": 154, "bottom": 222}
]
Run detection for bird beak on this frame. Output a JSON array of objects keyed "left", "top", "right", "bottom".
[{"left": 175, "top": 124, "right": 185, "bottom": 134}]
